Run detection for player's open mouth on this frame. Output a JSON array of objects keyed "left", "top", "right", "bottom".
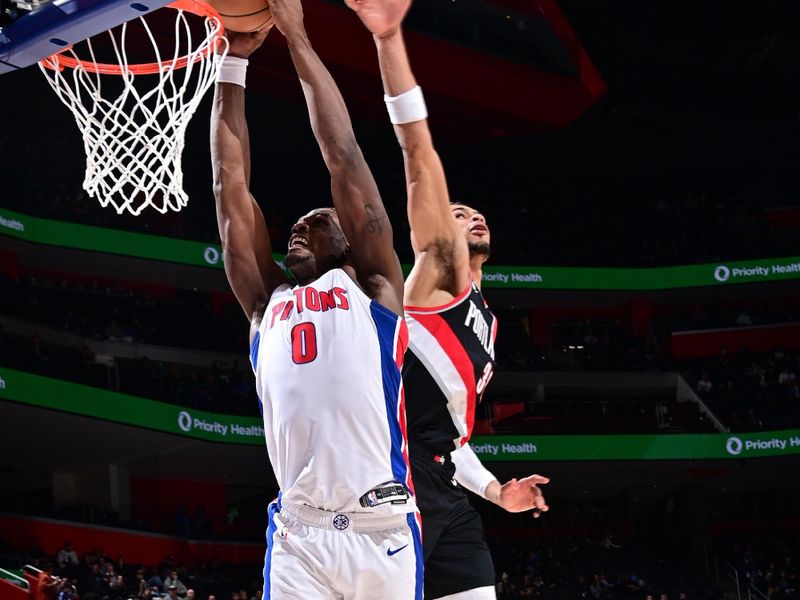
[
  {"left": 470, "top": 225, "right": 488, "bottom": 235},
  {"left": 288, "top": 236, "right": 310, "bottom": 250}
]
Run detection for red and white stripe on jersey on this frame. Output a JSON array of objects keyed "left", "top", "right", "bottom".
[
  {"left": 405, "top": 289, "right": 478, "bottom": 447},
  {"left": 392, "top": 317, "right": 415, "bottom": 495},
  {"left": 369, "top": 299, "right": 417, "bottom": 500},
  {"left": 392, "top": 314, "right": 409, "bottom": 367}
]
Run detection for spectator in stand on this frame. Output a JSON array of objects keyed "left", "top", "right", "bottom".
[
  {"left": 166, "top": 585, "right": 183, "bottom": 600},
  {"left": 135, "top": 569, "right": 152, "bottom": 599},
  {"left": 779, "top": 368, "right": 796, "bottom": 387},
  {"left": 56, "top": 541, "right": 79, "bottom": 576},
  {"left": 108, "top": 574, "right": 128, "bottom": 600},
  {"left": 56, "top": 579, "right": 76, "bottom": 600},
  {"left": 163, "top": 570, "right": 187, "bottom": 598},
  {"left": 496, "top": 572, "right": 517, "bottom": 600},
  {"left": 696, "top": 373, "right": 713, "bottom": 395},
  {"left": 37, "top": 562, "right": 62, "bottom": 600},
  {"left": 114, "top": 556, "right": 131, "bottom": 581},
  {"left": 147, "top": 567, "right": 163, "bottom": 595},
  {"left": 82, "top": 562, "right": 110, "bottom": 600},
  {"left": 185, "top": 590, "right": 196, "bottom": 600},
  {"left": 589, "top": 572, "right": 614, "bottom": 599},
  {"left": 600, "top": 532, "right": 623, "bottom": 550}
]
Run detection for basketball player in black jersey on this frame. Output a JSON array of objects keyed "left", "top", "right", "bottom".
[{"left": 347, "top": 0, "right": 550, "bottom": 598}]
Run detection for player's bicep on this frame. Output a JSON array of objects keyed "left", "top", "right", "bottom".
[
  {"left": 331, "top": 158, "right": 402, "bottom": 283},
  {"left": 216, "top": 188, "right": 285, "bottom": 320}
]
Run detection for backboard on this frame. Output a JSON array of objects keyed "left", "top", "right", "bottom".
[{"left": 0, "top": 0, "right": 173, "bottom": 74}]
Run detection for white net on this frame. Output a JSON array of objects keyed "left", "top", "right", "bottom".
[{"left": 39, "top": 5, "right": 228, "bottom": 215}]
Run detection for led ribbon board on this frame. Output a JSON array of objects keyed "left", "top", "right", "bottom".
[
  {"left": 2, "top": 208, "right": 800, "bottom": 290},
  {"left": 0, "top": 368, "right": 265, "bottom": 445},
  {"left": 3, "top": 368, "right": 800, "bottom": 458}
]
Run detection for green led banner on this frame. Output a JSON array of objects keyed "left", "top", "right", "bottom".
[
  {"left": 469, "top": 432, "right": 800, "bottom": 461},
  {"left": 2, "top": 369, "right": 800, "bottom": 459},
  {"left": 479, "top": 259, "right": 800, "bottom": 290},
  {"left": 0, "top": 208, "right": 228, "bottom": 270},
  {"left": 2, "top": 208, "right": 800, "bottom": 290},
  {"left": 0, "top": 369, "right": 265, "bottom": 445}
]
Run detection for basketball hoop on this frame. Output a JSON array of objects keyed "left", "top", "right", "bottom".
[{"left": 39, "top": 0, "right": 229, "bottom": 215}]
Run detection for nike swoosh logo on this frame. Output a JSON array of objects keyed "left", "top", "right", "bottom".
[{"left": 387, "top": 544, "right": 409, "bottom": 556}]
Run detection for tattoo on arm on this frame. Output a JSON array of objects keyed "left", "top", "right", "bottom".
[{"left": 365, "top": 205, "right": 388, "bottom": 235}]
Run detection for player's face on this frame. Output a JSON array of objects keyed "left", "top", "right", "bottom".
[
  {"left": 285, "top": 208, "right": 349, "bottom": 284},
  {"left": 451, "top": 204, "right": 491, "bottom": 257}
]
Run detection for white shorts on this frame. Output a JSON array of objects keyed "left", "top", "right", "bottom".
[{"left": 263, "top": 497, "right": 423, "bottom": 599}]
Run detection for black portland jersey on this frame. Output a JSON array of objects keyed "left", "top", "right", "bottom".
[{"left": 403, "top": 282, "right": 497, "bottom": 454}]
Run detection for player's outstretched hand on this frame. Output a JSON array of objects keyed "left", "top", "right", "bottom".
[
  {"left": 344, "top": 0, "right": 411, "bottom": 38},
  {"left": 267, "top": 0, "right": 306, "bottom": 40},
  {"left": 497, "top": 474, "right": 550, "bottom": 517},
  {"left": 225, "top": 27, "right": 271, "bottom": 59}
]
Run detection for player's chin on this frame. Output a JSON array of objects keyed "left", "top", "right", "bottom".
[
  {"left": 467, "top": 239, "right": 491, "bottom": 258},
  {"left": 285, "top": 249, "right": 312, "bottom": 269},
  {"left": 286, "top": 246, "right": 310, "bottom": 260}
]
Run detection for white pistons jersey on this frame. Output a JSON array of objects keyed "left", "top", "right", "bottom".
[{"left": 250, "top": 268, "right": 415, "bottom": 515}]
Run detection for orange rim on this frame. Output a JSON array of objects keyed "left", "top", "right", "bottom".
[{"left": 41, "top": 0, "right": 225, "bottom": 75}]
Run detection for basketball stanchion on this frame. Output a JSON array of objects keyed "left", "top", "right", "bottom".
[{"left": 39, "top": 0, "right": 229, "bottom": 216}]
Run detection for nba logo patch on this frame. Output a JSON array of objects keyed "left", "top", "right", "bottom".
[
  {"left": 365, "top": 491, "right": 378, "bottom": 507},
  {"left": 332, "top": 514, "right": 350, "bottom": 530}
]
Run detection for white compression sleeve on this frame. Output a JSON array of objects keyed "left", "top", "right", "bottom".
[{"left": 452, "top": 443, "right": 498, "bottom": 500}]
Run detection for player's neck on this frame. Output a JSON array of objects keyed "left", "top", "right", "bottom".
[{"left": 469, "top": 256, "right": 485, "bottom": 290}]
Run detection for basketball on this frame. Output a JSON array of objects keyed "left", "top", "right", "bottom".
[{"left": 205, "top": 0, "right": 273, "bottom": 32}]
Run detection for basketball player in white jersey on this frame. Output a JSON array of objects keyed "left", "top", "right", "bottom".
[
  {"left": 347, "top": 1, "right": 550, "bottom": 598},
  {"left": 209, "top": 7, "right": 421, "bottom": 598}
]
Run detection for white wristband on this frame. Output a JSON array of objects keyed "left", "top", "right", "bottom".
[
  {"left": 217, "top": 55, "right": 249, "bottom": 88},
  {"left": 384, "top": 85, "right": 428, "bottom": 125}
]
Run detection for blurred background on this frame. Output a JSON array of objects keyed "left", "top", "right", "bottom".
[{"left": 1, "top": 0, "right": 800, "bottom": 599}]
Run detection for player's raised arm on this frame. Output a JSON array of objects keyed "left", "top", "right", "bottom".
[
  {"left": 210, "top": 29, "right": 287, "bottom": 334},
  {"left": 347, "top": 0, "right": 470, "bottom": 298},
  {"left": 269, "top": 0, "right": 404, "bottom": 315}
]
